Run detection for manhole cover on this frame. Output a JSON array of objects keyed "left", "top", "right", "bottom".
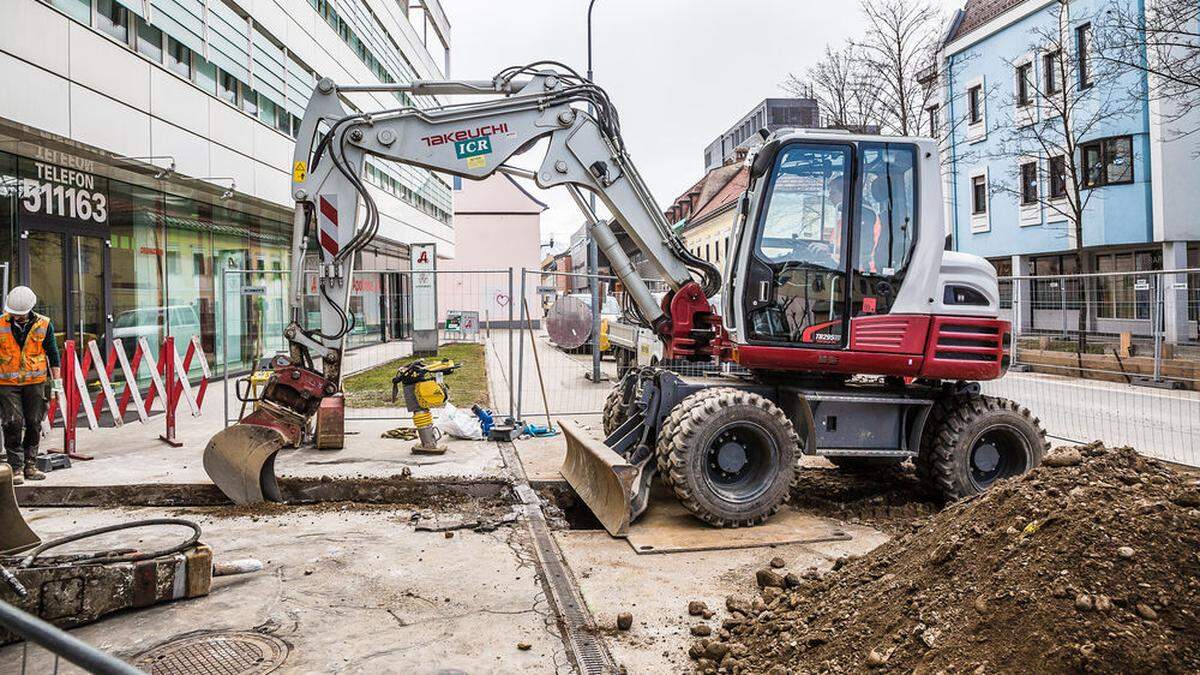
[{"left": 134, "top": 631, "right": 288, "bottom": 675}]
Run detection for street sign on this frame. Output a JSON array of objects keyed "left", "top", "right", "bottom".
[
  {"left": 1172, "top": 282, "right": 1188, "bottom": 290},
  {"left": 536, "top": 285, "right": 557, "bottom": 294},
  {"left": 1134, "top": 279, "right": 1151, "bottom": 291},
  {"left": 241, "top": 285, "right": 267, "bottom": 296}
]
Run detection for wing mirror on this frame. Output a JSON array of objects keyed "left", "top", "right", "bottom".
[{"left": 750, "top": 140, "right": 780, "bottom": 180}]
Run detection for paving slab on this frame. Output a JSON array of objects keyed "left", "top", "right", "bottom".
[
  {"left": 556, "top": 518, "right": 888, "bottom": 673},
  {"left": 2, "top": 505, "right": 564, "bottom": 674}
]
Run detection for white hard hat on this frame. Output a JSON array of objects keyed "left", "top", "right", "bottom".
[{"left": 4, "top": 286, "right": 37, "bottom": 315}]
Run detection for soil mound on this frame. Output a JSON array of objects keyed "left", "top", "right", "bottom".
[{"left": 692, "top": 444, "right": 1200, "bottom": 674}]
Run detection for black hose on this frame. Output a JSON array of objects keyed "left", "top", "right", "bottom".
[{"left": 18, "top": 518, "right": 202, "bottom": 568}]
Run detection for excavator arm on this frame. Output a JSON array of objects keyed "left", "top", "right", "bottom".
[
  {"left": 204, "top": 65, "right": 726, "bottom": 505},
  {"left": 287, "top": 66, "right": 724, "bottom": 386}
]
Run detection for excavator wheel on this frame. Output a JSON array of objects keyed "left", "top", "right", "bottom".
[
  {"left": 661, "top": 387, "right": 797, "bottom": 527},
  {"left": 601, "top": 385, "right": 628, "bottom": 437},
  {"left": 653, "top": 399, "right": 686, "bottom": 490},
  {"left": 827, "top": 456, "right": 905, "bottom": 473},
  {"left": 917, "top": 394, "right": 1048, "bottom": 500}
]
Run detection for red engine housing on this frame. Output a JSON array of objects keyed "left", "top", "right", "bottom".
[{"left": 733, "top": 314, "right": 1010, "bottom": 381}]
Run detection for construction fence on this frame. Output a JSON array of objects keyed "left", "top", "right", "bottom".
[{"left": 221, "top": 268, "right": 520, "bottom": 426}]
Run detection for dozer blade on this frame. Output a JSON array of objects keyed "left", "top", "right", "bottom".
[
  {"left": 203, "top": 423, "right": 286, "bottom": 505},
  {"left": 0, "top": 463, "right": 40, "bottom": 555},
  {"left": 560, "top": 420, "right": 639, "bottom": 537}
]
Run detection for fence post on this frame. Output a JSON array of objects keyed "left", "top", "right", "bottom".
[
  {"left": 1010, "top": 277, "right": 1021, "bottom": 368},
  {"left": 517, "top": 268, "right": 527, "bottom": 423},
  {"left": 507, "top": 267, "right": 515, "bottom": 419},
  {"left": 221, "top": 267, "right": 230, "bottom": 429},
  {"left": 1153, "top": 274, "right": 1164, "bottom": 382},
  {"left": 55, "top": 339, "right": 89, "bottom": 460},
  {"left": 159, "top": 336, "right": 182, "bottom": 448}
]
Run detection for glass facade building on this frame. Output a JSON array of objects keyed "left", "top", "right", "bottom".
[{"left": 0, "top": 148, "right": 412, "bottom": 375}]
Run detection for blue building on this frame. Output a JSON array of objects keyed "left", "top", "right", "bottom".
[{"left": 929, "top": 0, "right": 1200, "bottom": 342}]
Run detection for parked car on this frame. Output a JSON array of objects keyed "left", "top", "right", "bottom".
[{"left": 112, "top": 305, "right": 202, "bottom": 361}]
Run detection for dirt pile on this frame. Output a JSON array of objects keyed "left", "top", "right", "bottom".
[{"left": 691, "top": 444, "right": 1200, "bottom": 674}]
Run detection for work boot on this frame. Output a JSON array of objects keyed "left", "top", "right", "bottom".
[
  {"left": 11, "top": 472, "right": 23, "bottom": 486},
  {"left": 23, "top": 465, "right": 45, "bottom": 481}
]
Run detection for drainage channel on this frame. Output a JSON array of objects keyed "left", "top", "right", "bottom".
[{"left": 496, "top": 441, "right": 618, "bottom": 675}]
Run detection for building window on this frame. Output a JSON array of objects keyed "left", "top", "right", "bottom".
[
  {"left": 1031, "top": 254, "right": 1083, "bottom": 310},
  {"left": 241, "top": 86, "right": 259, "bottom": 116},
  {"left": 1080, "top": 136, "right": 1134, "bottom": 188},
  {"left": 95, "top": 0, "right": 129, "bottom": 43},
  {"left": 926, "top": 105, "right": 939, "bottom": 137},
  {"left": 1016, "top": 61, "right": 1033, "bottom": 107},
  {"left": 135, "top": 17, "right": 162, "bottom": 62},
  {"left": 1049, "top": 155, "right": 1067, "bottom": 199},
  {"left": 1095, "top": 250, "right": 1160, "bottom": 319},
  {"left": 1020, "top": 161, "right": 1038, "bottom": 205},
  {"left": 218, "top": 71, "right": 240, "bottom": 106},
  {"left": 167, "top": 38, "right": 191, "bottom": 79},
  {"left": 968, "top": 85, "right": 983, "bottom": 124},
  {"left": 1043, "top": 50, "right": 1061, "bottom": 96},
  {"left": 971, "top": 175, "right": 987, "bottom": 215},
  {"left": 1076, "top": 23, "right": 1093, "bottom": 89},
  {"left": 50, "top": 0, "right": 92, "bottom": 23}
]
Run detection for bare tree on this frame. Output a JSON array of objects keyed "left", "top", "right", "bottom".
[
  {"left": 1099, "top": 0, "right": 1200, "bottom": 137},
  {"left": 853, "top": 0, "right": 942, "bottom": 136},
  {"left": 782, "top": 44, "right": 881, "bottom": 130},
  {"left": 988, "top": 0, "right": 1140, "bottom": 342}
]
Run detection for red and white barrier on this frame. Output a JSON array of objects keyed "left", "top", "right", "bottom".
[{"left": 47, "top": 335, "right": 210, "bottom": 456}]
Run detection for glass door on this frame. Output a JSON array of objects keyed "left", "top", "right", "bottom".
[{"left": 21, "top": 229, "right": 111, "bottom": 354}]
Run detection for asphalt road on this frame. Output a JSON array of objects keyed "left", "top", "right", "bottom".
[{"left": 983, "top": 371, "right": 1200, "bottom": 467}]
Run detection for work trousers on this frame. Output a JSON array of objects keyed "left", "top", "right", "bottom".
[{"left": 0, "top": 383, "right": 47, "bottom": 471}]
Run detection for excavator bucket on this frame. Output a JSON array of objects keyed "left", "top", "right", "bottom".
[
  {"left": 0, "top": 463, "right": 40, "bottom": 555},
  {"left": 203, "top": 424, "right": 286, "bottom": 505},
  {"left": 560, "top": 420, "right": 639, "bottom": 537}
]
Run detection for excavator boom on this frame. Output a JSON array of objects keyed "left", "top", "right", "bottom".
[{"left": 204, "top": 65, "right": 725, "bottom": 512}]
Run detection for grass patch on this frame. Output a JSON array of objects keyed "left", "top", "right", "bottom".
[{"left": 342, "top": 342, "right": 491, "bottom": 409}]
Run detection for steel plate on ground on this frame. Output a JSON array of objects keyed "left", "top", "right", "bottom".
[
  {"left": 545, "top": 295, "right": 592, "bottom": 350},
  {"left": 134, "top": 631, "right": 288, "bottom": 675},
  {"left": 625, "top": 485, "right": 853, "bottom": 555}
]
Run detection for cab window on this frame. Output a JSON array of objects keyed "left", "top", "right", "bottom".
[
  {"left": 853, "top": 143, "right": 918, "bottom": 315},
  {"left": 746, "top": 144, "right": 852, "bottom": 347},
  {"left": 755, "top": 145, "right": 850, "bottom": 267}
]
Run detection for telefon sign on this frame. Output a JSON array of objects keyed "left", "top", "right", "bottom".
[{"left": 19, "top": 150, "right": 109, "bottom": 225}]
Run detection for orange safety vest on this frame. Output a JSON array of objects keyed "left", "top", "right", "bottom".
[{"left": 0, "top": 313, "right": 51, "bottom": 386}]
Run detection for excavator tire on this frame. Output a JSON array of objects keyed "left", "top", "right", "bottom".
[
  {"left": 661, "top": 387, "right": 797, "bottom": 528},
  {"left": 917, "top": 394, "right": 1048, "bottom": 501},
  {"left": 601, "top": 385, "right": 628, "bottom": 437},
  {"left": 653, "top": 399, "right": 687, "bottom": 490},
  {"left": 827, "top": 456, "right": 905, "bottom": 473}
]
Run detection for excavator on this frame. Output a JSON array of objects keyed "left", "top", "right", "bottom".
[{"left": 202, "top": 62, "right": 1047, "bottom": 535}]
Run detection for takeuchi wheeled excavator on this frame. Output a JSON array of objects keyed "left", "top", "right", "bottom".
[{"left": 202, "top": 63, "right": 1048, "bottom": 535}]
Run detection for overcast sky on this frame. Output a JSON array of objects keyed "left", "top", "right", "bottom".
[{"left": 444, "top": 0, "right": 963, "bottom": 254}]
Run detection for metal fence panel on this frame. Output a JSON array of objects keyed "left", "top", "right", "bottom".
[{"left": 221, "top": 268, "right": 515, "bottom": 426}]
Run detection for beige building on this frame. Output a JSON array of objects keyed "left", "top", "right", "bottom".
[{"left": 664, "top": 162, "right": 749, "bottom": 270}]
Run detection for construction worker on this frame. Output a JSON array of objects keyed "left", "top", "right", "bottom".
[{"left": 0, "top": 286, "right": 60, "bottom": 485}]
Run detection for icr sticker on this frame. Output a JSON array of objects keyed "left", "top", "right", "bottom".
[{"left": 455, "top": 135, "right": 492, "bottom": 159}]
